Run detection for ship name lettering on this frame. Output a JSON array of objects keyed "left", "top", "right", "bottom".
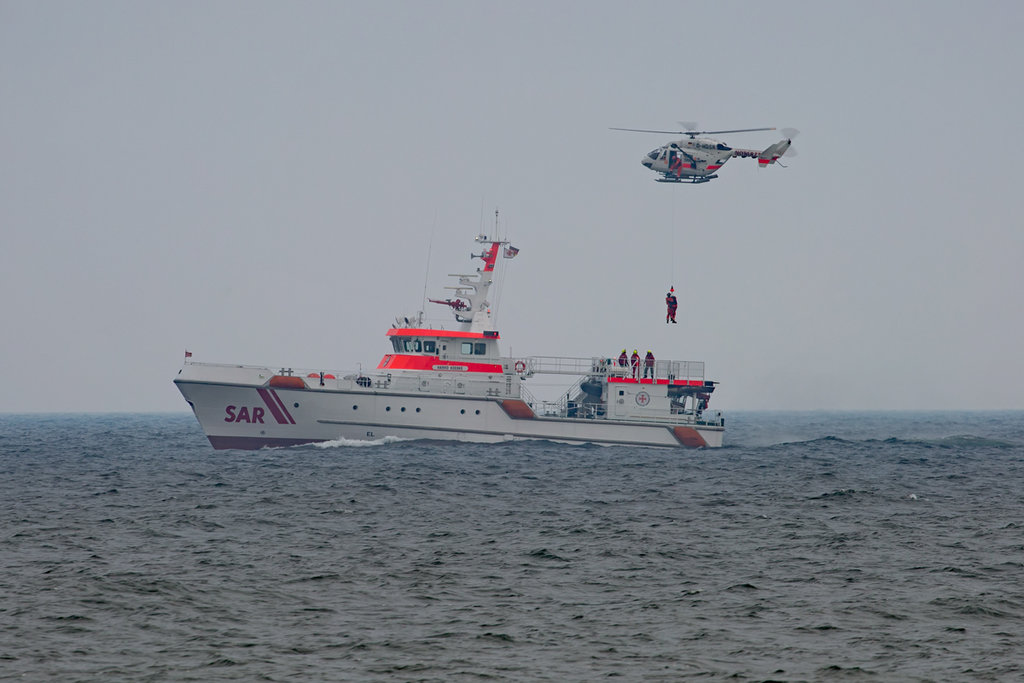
[{"left": 224, "top": 405, "right": 265, "bottom": 423}]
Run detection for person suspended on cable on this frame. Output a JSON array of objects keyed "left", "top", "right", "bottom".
[
  {"left": 643, "top": 350, "right": 655, "bottom": 379},
  {"left": 666, "top": 287, "right": 678, "bottom": 324}
]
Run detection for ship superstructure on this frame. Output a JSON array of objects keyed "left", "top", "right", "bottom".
[{"left": 175, "top": 231, "right": 724, "bottom": 449}]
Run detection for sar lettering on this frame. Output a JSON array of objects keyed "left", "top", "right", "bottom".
[{"left": 224, "top": 405, "right": 266, "bottom": 423}]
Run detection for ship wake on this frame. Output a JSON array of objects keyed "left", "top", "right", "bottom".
[{"left": 313, "top": 435, "right": 411, "bottom": 449}]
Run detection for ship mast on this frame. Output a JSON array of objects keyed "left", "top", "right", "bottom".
[{"left": 437, "top": 210, "right": 514, "bottom": 333}]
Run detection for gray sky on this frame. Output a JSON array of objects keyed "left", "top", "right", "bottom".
[{"left": 2, "top": 1, "right": 1023, "bottom": 412}]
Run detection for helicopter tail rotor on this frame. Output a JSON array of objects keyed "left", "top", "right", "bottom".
[{"left": 779, "top": 128, "right": 799, "bottom": 158}]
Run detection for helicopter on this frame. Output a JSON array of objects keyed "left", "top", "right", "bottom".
[{"left": 611, "top": 124, "right": 797, "bottom": 184}]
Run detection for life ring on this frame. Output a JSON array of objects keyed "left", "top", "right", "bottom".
[{"left": 514, "top": 361, "right": 526, "bottom": 374}]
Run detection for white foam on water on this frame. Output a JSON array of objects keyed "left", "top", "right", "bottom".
[{"left": 313, "top": 435, "right": 410, "bottom": 448}]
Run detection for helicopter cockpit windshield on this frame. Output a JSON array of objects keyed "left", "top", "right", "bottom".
[
  {"left": 716, "top": 142, "right": 732, "bottom": 151},
  {"left": 646, "top": 149, "right": 661, "bottom": 160}
]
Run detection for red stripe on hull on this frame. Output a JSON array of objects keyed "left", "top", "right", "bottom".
[
  {"left": 500, "top": 399, "right": 536, "bottom": 419},
  {"left": 269, "top": 389, "right": 295, "bottom": 424},
  {"left": 256, "top": 387, "right": 288, "bottom": 423},
  {"left": 671, "top": 426, "right": 708, "bottom": 448}
]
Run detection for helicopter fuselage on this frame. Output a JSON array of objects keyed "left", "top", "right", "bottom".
[{"left": 641, "top": 137, "right": 735, "bottom": 181}]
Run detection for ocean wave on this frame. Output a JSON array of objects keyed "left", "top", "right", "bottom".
[
  {"left": 760, "top": 434, "right": 1020, "bottom": 450},
  {"left": 7, "top": 412, "right": 1024, "bottom": 681}
]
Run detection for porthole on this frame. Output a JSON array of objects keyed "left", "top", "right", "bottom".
[
  {"left": 352, "top": 405, "right": 358, "bottom": 410},
  {"left": 400, "top": 407, "right": 406, "bottom": 412},
  {"left": 386, "top": 406, "right": 391, "bottom": 412},
  {"left": 460, "top": 409, "right": 466, "bottom": 414},
  {"left": 475, "top": 409, "right": 480, "bottom": 415},
  {"left": 293, "top": 403, "right": 299, "bottom": 408},
  {"left": 416, "top": 407, "right": 421, "bottom": 413}
]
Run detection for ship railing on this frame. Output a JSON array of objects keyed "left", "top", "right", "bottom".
[
  {"left": 524, "top": 356, "right": 705, "bottom": 382},
  {"left": 519, "top": 384, "right": 539, "bottom": 410},
  {"left": 523, "top": 356, "right": 609, "bottom": 376},
  {"left": 189, "top": 363, "right": 394, "bottom": 390},
  {"left": 532, "top": 401, "right": 717, "bottom": 425},
  {"left": 613, "top": 412, "right": 722, "bottom": 427},
  {"left": 182, "top": 361, "right": 364, "bottom": 382},
  {"left": 523, "top": 376, "right": 600, "bottom": 419},
  {"left": 520, "top": 382, "right": 720, "bottom": 425},
  {"left": 610, "top": 359, "right": 707, "bottom": 383},
  {"left": 555, "top": 375, "right": 586, "bottom": 414}
]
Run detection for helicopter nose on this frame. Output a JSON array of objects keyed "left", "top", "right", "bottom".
[{"left": 641, "top": 157, "right": 653, "bottom": 168}]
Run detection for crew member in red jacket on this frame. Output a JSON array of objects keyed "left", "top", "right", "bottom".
[{"left": 666, "top": 288, "right": 678, "bottom": 324}]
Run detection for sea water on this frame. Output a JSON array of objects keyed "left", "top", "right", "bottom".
[{"left": 1, "top": 412, "right": 1022, "bottom": 681}]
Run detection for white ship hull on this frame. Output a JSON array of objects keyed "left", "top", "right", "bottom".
[{"left": 176, "top": 363, "right": 724, "bottom": 450}]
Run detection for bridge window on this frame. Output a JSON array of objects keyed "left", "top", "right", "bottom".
[
  {"left": 423, "top": 341, "right": 436, "bottom": 353},
  {"left": 475, "top": 342, "right": 486, "bottom": 355},
  {"left": 461, "top": 342, "right": 473, "bottom": 355}
]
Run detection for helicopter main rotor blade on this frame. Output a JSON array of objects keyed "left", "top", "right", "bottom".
[
  {"left": 610, "top": 126, "right": 776, "bottom": 136},
  {"left": 609, "top": 127, "right": 691, "bottom": 134},
  {"left": 695, "top": 127, "right": 775, "bottom": 135}
]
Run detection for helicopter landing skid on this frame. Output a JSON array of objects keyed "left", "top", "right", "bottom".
[{"left": 656, "top": 174, "right": 717, "bottom": 184}]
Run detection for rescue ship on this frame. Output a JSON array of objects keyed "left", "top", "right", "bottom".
[{"left": 175, "top": 232, "right": 724, "bottom": 449}]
